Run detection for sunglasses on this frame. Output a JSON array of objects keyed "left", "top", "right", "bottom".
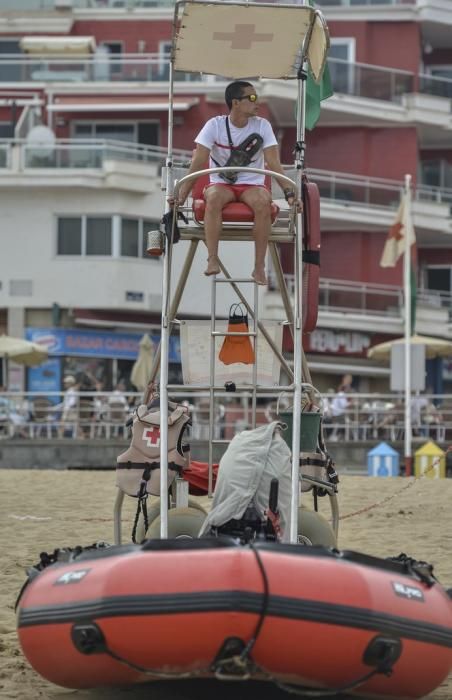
[{"left": 235, "top": 93, "right": 258, "bottom": 102}]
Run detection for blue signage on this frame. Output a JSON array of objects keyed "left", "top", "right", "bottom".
[
  {"left": 27, "top": 357, "right": 62, "bottom": 403},
  {"left": 25, "top": 328, "right": 180, "bottom": 363}
]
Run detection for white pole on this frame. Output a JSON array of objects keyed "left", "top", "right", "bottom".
[{"left": 403, "top": 174, "right": 412, "bottom": 476}]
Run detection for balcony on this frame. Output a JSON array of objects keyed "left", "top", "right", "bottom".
[
  {"left": 265, "top": 275, "right": 452, "bottom": 336},
  {"left": 0, "top": 54, "right": 208, "bottom": 84},
  {"left": 0, "top": 0, "right": 175, "bottom": 9},
  {"left": 318, "top": 0, "right": 414, "bottom": 5},
  {"left": 288, "top": 168, "right": 452, "bottom": 240},
  {"left": 0, "top": 138, "right": 190, "bottom": 192}
]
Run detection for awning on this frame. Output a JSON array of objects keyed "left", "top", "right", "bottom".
[
  {"left": 20, "top": 36, "right": 96, "bottom": 55},
  {"left": 47, "top": 95, "right": 199, "bottom": 113},
  {"left": 174, "top": 1, "right": 329, "bottom": 82}
]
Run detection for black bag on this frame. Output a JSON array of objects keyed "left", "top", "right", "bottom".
[
  {"left": 212, "top": 117, "right": 264, "bottom": 185},
  {"left": 160, "top": 209, "right": 188, "bottom": 245}
]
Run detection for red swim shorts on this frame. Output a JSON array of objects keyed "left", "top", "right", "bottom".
[{"left": 203, "top": 183, "right": 269, "bottom": 199}]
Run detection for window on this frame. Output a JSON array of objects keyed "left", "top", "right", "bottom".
[
  {"left": 427, "top": 268, "right": 451, "bottom": 294},
  {"left": 328, "top": 38, "right": 355, "bottom": 95},
  {"left": 158, "top": 40, "right": 171, "bottom": 80},
  {"left": 58, "top": 218, "right": 82, "bottom": 255},
  {"left": 73, "top": 122, "right": 135, "bottom": 143},
  {"left": 0, "top": 40, "right": 21, "bottom": 82},
  {"left": 86, "top": 218, "right": 112, "bottom": 256},
  {"left": 420, "top": 160, "right": 452, "bottom": 190},
  {"left": 121, "top": 218, "right": 139, "bottom": 257},
  {"left": 57, "top": 215, "right": 159, "bottom": 259},
  {"left": 100, "top": 41, "right": 123, "bottom": 75}
]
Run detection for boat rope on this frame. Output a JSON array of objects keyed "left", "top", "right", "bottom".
[
  {"left": 131, "top": 470, "right": 151, "bottom": 544},
  {"left": 264, "top": 666, "right": 388, "bottom": 697},
  {"left": 339, "top": 448, "right": 450, "bottom": 522},
  {"left": 212, "top": 543, "right": 271, "bottom": 680}
]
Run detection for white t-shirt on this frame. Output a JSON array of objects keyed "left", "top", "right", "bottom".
[{"left": 195, "top": 115, "right": 278, "bottom": 185}]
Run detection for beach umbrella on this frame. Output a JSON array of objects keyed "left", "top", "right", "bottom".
[
  {"left": 367, "top": 334, "right": 452, "bottom": 361},
  {"left": 130, "top": 333, "right": 155, "bottom": 392},
  {"left": 0, "top": 334, "right": 49, "bottom": 389},
  {"left": 0, "top": 334, "right": 48, "bottom": 367}
]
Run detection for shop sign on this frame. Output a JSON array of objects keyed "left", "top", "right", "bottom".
[
  {"left": 25, "top": 328, "right": 180, "bottom": 362},
  {"left": 305, "top": 329, "right": 371, "bottom": 356},
  {"left": 27, "top": 358, "right": 62, "bottom": 402}
]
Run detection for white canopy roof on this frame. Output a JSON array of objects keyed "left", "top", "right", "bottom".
[
  {"left": 20, "top": 36, "right": 96, "bottom": 55},
  {"left": 173, "top": 1, "right": 329, "bottom": 83}
]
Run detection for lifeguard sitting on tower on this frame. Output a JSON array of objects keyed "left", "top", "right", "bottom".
[{"left": 168, "top": 80, "right": 301, "bottom": 285}]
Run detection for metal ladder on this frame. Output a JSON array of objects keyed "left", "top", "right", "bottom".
[{"left": 206, "top": 272, "right": 259, "bottom": 496}]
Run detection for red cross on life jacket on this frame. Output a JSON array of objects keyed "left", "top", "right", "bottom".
[{"left": 142, "top": 426, "right": 161, "bottom": 448}]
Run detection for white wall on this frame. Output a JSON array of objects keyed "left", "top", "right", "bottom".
[{"left": 0, "top": 185, "right": 260, "bottom": 318}]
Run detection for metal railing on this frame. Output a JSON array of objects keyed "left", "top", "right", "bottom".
[
  {"left": 318, "top": 0, "right": 415, "bottom": 5},
  {"left": 328, "top": 57, "right": 414, "bottom": 103},
  {"left": 0, "top": 138, "right": 189, "bottom": 170},
  {"left": 2, "top": 142, "right": 451, "bottom": 210},
  {"left": 290, "top": 166, "right": 452, "bottom": 209},
  {"left": 0, "top": 51, "right": 451, "bottom": 105},
  {"left": 269, "top": 275, "right": 404, "bottom": 317},
  {"left": 269, "top": 274, "right": 452, "bottom": 319},
  {"left": 0, "top": 141, "right": 10, "bottom": 168},
  {"left": 0, "top": 390, "right": 450, "bottom": 444},
  {"left": 0, "top": 54, "right": 209, "bottom": 84},
  {"left": 0, "top": 0, "right": 175, "bottom": 9}
]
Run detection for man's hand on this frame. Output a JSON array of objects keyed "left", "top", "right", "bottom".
[
  {"left": 284, "top": 188, "right": 303, "bottom": 213},
  {"left": 167, "top": 193, "right": 185, "bottom": 208}
]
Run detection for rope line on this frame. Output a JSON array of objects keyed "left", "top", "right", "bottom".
[{"left": 338, "top": 447, "right": 451, "bottom": 522}]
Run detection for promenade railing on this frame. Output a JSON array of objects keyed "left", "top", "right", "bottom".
[{"left": 0, "top": 390, "right": 450, "bottom": 444}]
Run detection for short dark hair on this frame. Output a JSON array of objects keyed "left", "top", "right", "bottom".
[{"left": 225, "top": 81, "right": 254, "bottom": 109}]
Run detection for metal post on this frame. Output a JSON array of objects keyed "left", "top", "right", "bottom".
[
  {"left": 290, "top": 61, "right": 307, "bottom": 544},
  {"left": 403, "top": 174, "right": 412, "bottom": 476},
  {"left": 158, "top": 39, "right": 177, "bottom": 540}
]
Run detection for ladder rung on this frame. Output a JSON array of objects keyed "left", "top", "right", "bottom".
[
  {"left": 214, "top": 277, "right": 257, "bottom": 283},
  {"left": 211, "top": 331, "right": 256, "bottom": 337}
]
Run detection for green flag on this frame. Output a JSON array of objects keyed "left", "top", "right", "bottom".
[{"left": 306, "top": 64, "right": 333, "bottom": 130}]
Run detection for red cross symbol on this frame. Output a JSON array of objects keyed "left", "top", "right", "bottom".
[
  {"left": 388, "top": 222, "right": 404, "bottom": 241},
  {"left": 213, "top": 24, "right": 273, "bottom": 50},
  {"left": 143, "top": 426, "right": 160, "bottom": 448}
]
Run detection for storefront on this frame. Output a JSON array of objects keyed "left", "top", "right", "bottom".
[{"left": 25, "top": 327, "right": 180, "bottom": 399}]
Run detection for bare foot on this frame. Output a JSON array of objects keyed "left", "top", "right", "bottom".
[
  {"left": 251, "top": 269, "right": 267, "bottom": 286},
  {"left": 204, "top": 255, "right": 220, "bottom": 276}
]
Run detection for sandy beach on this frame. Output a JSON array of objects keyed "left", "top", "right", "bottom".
[{"left": 1, "top": 469, "right": 451, "bottom": 700}]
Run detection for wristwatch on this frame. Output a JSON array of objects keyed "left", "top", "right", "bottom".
[{"left": 283, "top": 187, "right": 296, "bottom": 202}]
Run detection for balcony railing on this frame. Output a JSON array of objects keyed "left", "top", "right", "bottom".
[
  {"left": 318, "top": 0, "right": 415, "bottom": 5},
  {"left": 2, "top": 142, "right": 451, "bottom": 211},
  {"left": 269, "top": 275, "right": 404, "bottom": 317},
  {"left": 0, "top": 138, "right": 191, "bottom": 170},
  {"left": 1, "top": 52, "right": 452, "bottom": 105},
  {"left": 0, "top": 0, "right": 175, "bottom": 9},
  {"left": 0, "top": 54, "right": 208, "bottom": 83},
  {"left": 328, "top": 58, "right": 414, "bottom": 102},
  {"left": 296, "top": 167, "right": 452, "bottom": 209},
  {"left": 269, "top": 274, "right": 452, "bottom": 321}
]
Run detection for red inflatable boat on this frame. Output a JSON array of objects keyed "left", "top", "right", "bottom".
[{"left": 16, "top": 540, "right": 452, "bottom": 698}]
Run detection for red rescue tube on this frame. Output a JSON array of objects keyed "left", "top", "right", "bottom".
[
  {"left": 302, "top": 177, "right": 321, "bottom": 333},
  {"left": 17, "top": 541, "right": 452, "bottom": 697}
]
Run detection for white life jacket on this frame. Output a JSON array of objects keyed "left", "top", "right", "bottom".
[{"left": 116, "top": 401, "right": 191, "bottom": 497}]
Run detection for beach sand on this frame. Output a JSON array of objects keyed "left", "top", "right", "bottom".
[{"left": 1, "top": 469, "right": 451, "bottom": 700}]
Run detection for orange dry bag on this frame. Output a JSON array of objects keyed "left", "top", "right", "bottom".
[{"left": 219, "top": 303, "right": 255, "bottom": 365}]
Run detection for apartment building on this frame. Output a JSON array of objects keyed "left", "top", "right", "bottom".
[{"left": 0, "top": 0, "right": 451, "bottom": 395}]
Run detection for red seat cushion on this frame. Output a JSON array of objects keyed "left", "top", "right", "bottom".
[
  {"left": 191, "top": 170, "right": 279, "bottom": 224},
  {"left": 193, "top": 199, "right": 279, "bottom": 223}
]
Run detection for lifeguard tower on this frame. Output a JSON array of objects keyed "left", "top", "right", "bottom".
[{"left": 114, "top": 0, "right": 338, "bottom": 547}]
